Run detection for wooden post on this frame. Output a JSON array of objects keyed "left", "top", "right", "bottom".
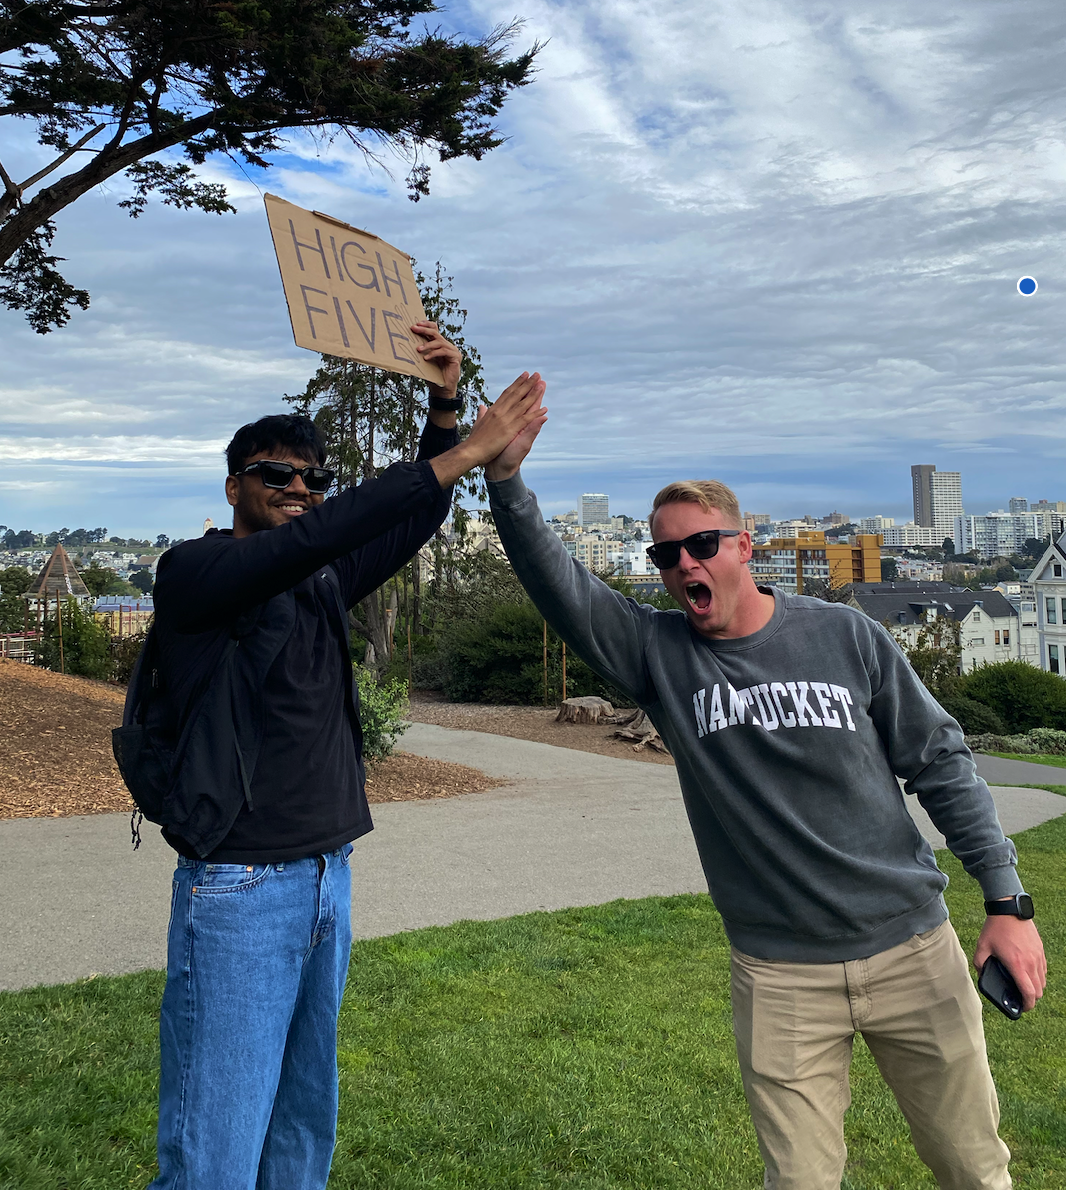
[
  {"left": 562, "top": 640, "right": 567, "bottom": 702},
  {"left": 56, "top": 597, "right": 65, "bottom": 674},
  {"left": 542, "top": 619, "right": 548, "bottom": 705}
]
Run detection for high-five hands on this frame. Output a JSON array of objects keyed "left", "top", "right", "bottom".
[
  {"left": 429, "top": 371, "right": 547, "bottom": 489},
  {"left": 484, "top": 372, "right": 548, "bottom": 482}
]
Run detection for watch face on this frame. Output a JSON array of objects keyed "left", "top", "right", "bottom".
[{"left": 1018, "top": 894, "right": 1035, "bottom": 920}]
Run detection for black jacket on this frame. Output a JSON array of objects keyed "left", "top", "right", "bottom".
[{"left": 147, "top": 423, "right": 458, "bottom": 857}]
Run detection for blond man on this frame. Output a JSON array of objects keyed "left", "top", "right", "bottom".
[{"left": 482, "top": 399, "right": 1045, "bottom": 1190}]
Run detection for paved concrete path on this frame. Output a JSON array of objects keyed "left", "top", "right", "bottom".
[
  {"left": 2, "top": 723, "right": 1064, "bottom": 992},
  {"left": 974, "top": 753, "right": 1066, "bottom": 788}
]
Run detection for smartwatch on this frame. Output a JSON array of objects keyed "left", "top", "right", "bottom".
[
  {"left": 984, "top": 894, "right": 1034, "bottom": 920},
  {"left": 428, "top": 394, "right": 463, "bottom": 412}
]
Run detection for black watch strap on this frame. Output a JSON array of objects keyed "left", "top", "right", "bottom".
[
  {"left": 984, "top": 893, "right": 1034, "bottom": 920},
  {"left": 428, "top": 394, "right": 463, "bottom": 411}
]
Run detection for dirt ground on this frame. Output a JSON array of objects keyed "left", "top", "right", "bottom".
[
  {"left": 406, "top": 694, "right": 675, "bottom": 766},
  {"left": 0, "top": 661, "right": 501, "bottom": 819}
]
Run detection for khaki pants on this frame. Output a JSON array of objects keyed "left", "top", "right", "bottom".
[{"left": 730, "top": 920, "right": 1010, "bottom": 1190}]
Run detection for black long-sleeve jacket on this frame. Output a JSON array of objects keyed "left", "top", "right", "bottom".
[{"left": 148, "top": 421, "right": 458, "bottom": 860}]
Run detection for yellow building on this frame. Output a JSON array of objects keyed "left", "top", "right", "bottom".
[{"left": 749, "top": 530, "right": 882, "bottom": 594}]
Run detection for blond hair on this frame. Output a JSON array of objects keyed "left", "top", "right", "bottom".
[{"left": 649, "top": 480, "right": 742, "bottom": 533}]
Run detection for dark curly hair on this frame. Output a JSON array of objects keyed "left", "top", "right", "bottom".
[{"left": 225, "top": 414, "right": 326, "bottom": 476}]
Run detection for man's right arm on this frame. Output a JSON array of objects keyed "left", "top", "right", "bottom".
[
  {"left": 488, "top": 471, "right": 656, "bottom": 706},
  {"left": 157, "top": 373, "right": 547, "bottom": 634},
  {"left": 155, "top": 462, "right": 445, "bottom": 633}
]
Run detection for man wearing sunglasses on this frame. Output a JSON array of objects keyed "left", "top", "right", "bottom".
[
  {"left": 144, "top": 324, "right": 546, "bottom": 1190},
  {"left": 482, "top": 403, "right": 1045, "bottom": 1190}
]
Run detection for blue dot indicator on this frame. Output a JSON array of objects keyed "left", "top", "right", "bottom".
[{"left": 1018, "top": 276, "right": 1038, "bottom": 296}]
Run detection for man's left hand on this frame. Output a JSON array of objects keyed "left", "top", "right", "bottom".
[
  {"left": 973, "top": 913, "right": 1047, "bottom": 1012},
  {"left": 412, "top": 321, "right": 462, "bottom": 400}
]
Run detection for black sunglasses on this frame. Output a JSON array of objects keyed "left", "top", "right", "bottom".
[
  {"left": 646, "top": 529, "right": 741, "bottom": 570},
  {"left": 235, "top": 460, "right": 335, "bottom": 494}
]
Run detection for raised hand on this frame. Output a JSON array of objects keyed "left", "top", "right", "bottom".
[
  {"left": 411, "top": 320, "right": 461, "bottom": 398},
  {"left": 484, "top": 379, "right": 548, "bottom": 481},
  {"left": 429, "top": 371, "right": 546, "bottom": 489}
]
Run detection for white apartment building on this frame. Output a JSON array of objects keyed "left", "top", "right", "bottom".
[
  {"left": 882, "top": 523, "right": 941, "bottom": 547},
  {"left": 859, "top": 516, "right": 895, "bottom": 534},
  {"left": 772, "top": 518, "right": 819, "bottom": 536},
  {"left": 580, "top": 493, "right": 609, "bottom": 527},
  {"left": 953, "top": 511, "right": 1051, "bottom": 559},
  {"left": 1030, "top": 534, "right": 1066, "bottom": 677},
  {"left": 930, "top": 471, "right": 963, "bottom": 540}
]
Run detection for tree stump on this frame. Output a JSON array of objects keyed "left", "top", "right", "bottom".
[
  {"left": 609, "top": 708, "right": 669, "bottom": 753},
  {"left": 555, "top": 696, "right": 616, "bottom": 724}
]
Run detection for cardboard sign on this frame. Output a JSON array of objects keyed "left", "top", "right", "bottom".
[{"left": 264, "top": 194, "right": 445, "bottom": 385}]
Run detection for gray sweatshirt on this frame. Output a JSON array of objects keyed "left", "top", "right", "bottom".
[{"left": 489, "top": 473, "right": 1023, "bottom": 962}]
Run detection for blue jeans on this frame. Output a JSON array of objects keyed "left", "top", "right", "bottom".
[{"left": 150, "top": 846, "right": 353, "bottom": 1190}]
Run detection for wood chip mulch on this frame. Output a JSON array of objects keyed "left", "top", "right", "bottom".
[
  {"left": 0, "top": 660, "right": 501, "bottom": 820},
  {"left": 406, "top": 694, "right": 677, "bottom": 766}
]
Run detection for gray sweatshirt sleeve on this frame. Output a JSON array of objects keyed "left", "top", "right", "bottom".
[
  {"left": 488, "top": 472, "right": 656, "bottom": 706},
  {"left": 865, "top": 622, "right": 1024, "bottom": 900}
]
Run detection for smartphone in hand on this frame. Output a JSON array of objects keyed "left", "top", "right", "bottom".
[{"left": 978, "top": 956, "right": 1023, "bottom": 1021}]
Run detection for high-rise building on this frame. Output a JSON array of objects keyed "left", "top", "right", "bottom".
[
  {"left": 911, "top": 465, "right": 935, "bottom": 528},
  {"left": 580, "top": 493, "right": 609, "bottom": 527},
  {"left": 860, "top": 515, "right": 895, "bottom": 534},
  {"left": 911, "top": 464, "right": 962, "bottom": 542},
  {"left": 1009, "top": 497, "right": 1029, "bottom": 514}
]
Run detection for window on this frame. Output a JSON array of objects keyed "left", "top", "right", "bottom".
[
  {"left": 972, "top": 611, "right": 981, "bottom": 622},
  {"left": 970, "top": 638, "right": 985, "bottom": 646},
  {"left": 1054, "top": 564, "right": 1062, "bottom": 577},
  {"left": 994, "top": 630, "right": 1000, "bottom": 645},
  {"left": 1051, "top": 645, "right": 1061, "bottom": 675},
  {"left": 1062, "top": 597, "right": 1066, "bottom": 622},
  {"left": 1047, "top": 598, "right": 1058, "bottom": 626},
  {"left": 1003, "top": 630, "right": 1010, "bottom": 646}
]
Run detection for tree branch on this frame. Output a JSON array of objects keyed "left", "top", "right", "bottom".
[
  {"left": 0, "top": 112, "right": 216, "bottom": 268},
  {"left": 18, "top": 123, "right": 107, "bottom": 192}
]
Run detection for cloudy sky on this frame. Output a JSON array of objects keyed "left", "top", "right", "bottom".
[{"left": 2, "top": 0, "right": 1066, "bottom": 540}]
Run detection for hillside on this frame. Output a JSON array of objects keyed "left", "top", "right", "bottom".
[
  {"left": 0, "top": 660, "right": 499, "bottom": 819},
  {"left": 0, "top": 659, "right": 129, "bottom": 817}
]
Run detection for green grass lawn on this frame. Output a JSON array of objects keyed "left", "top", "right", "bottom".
[
  {"left": 987, "top": 751, "right": 1066, "bottom": 769},
  {"left": 2, "top": 817, "right": 1065, "bottom": 1190}
]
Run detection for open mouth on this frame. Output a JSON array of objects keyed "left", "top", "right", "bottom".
[
  {"left": 275, "top": 503, "right": 308, "bottom": 515},
  {"left": 685, "top": 582, "right": 712, "bottom": 611}
]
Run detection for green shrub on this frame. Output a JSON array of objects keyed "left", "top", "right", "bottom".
[
  {"left": 957, "top": 660, "right": 1066, "bottom": 733},
  {"left": 1028, "top": 726, "right": 1066, "bottom": 754},
  {"left": 354, "top": 666, "right": 409, "bottom": 761},
  {"left": 939, "top": 694, "right": 1005, "bottom": 735},
  {"left": 439, "top": 598, "right": 633, "bottom": 706},
  {"left": 34, "top": 598, "right": 113, "bottom": 680},
  {"left": 380, "top": 633, "right": 448, "bottom": 691},
  {"left": 0, "top": 565, "right": 31, "bottom": 631},
  {"left": 111, "top": 630, "right": 149, "bottom": 686},
  {"left": 966, "top": 727, "right": 1066, "bottom": 756}
]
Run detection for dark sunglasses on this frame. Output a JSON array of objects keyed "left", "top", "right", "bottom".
[
  {"left": 235, "top": 460, "right": 335, "bottom": 494},
  {"left": 646, "top": 529, "right": 741, "bottom": 570}
]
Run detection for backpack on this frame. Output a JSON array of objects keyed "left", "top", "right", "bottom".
[{"left": 112, "top": 605, "right": 261, "bottom": 848}]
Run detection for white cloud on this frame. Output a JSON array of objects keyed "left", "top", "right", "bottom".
[{"left": 2, "top": 0, "right": 1066, "bottom": 534}]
